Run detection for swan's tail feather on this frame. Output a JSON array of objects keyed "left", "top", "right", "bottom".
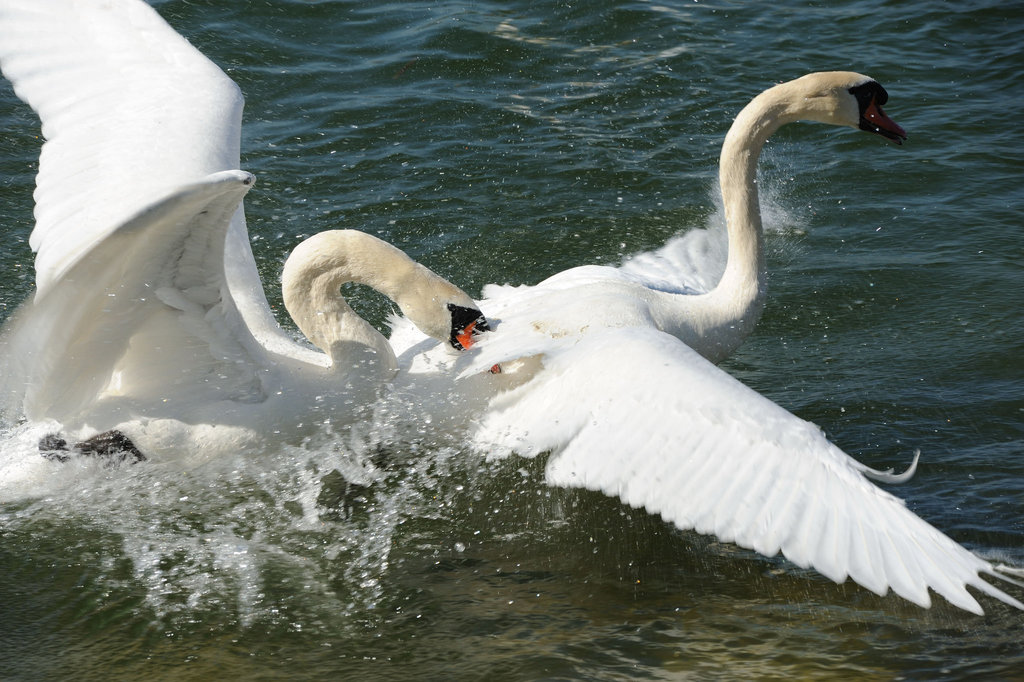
[{"left": 858, "top": 449, "right": 920, "bottom": 484}]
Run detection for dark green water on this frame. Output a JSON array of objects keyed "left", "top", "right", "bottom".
[{"left": 1, "top": 0, "right": 1022, "bottom": 679}]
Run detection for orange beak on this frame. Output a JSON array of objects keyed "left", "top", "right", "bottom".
[
  {"left": 860, "top": 97, "right": 906, "bottom": 144},
  {"left": 455, "top": 321, "right": 479, "bottom": 350}
]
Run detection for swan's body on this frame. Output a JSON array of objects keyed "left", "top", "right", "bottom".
[
  {"left": 0, "top": 2, "right": 485, "bottom": 455},
  {"left": 1, "top": 0, "right": 1021, "bottom": 615}
]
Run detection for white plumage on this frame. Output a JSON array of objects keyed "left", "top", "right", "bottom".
[
  {"left": 1, "top": 0, "right": 1021, "bottom": 615},
  {"left": 0, "top": 1, "right": 486, "bottom": 455}
]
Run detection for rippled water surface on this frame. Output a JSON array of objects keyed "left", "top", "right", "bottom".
[{"left": 1, "top": 0, "right": 1023, "bottom": 679}]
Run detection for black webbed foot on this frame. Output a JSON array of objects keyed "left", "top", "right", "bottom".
[{"left": 38, "top": 430, "right": 146, "bottom": 464}]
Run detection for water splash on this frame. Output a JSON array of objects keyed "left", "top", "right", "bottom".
[
  {"left": 619, "top": 171, "right": 805, "bottom": 293},
  {"left": 0, "top": 415, "right": 477, "bottom": 630}
]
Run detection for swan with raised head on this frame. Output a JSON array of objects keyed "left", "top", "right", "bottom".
[
  {"left": 0, "top": 0, "right": 1021, "bottom": 615},
  {"left": 388, "top": 71, "right": 1024, "bottom": 615}
]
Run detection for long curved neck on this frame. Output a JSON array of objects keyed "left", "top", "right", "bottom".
[
  {"left": 681, "top": 82, "right": 805, "bottom": 361},
  {"left": 282, "top": 231, "right": 423, "bottom": 374},
  {"left": 281, "top": 229, "right": 480, "bottom": 375}
]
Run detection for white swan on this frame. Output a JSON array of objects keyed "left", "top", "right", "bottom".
[
  {"left": 0, "top": 191, "right": 488, "bottom": 453},
  {"left": 0, "top": 0, "right": 1021, "bottom": 615},
  {"left": 385, "top": 71, "right": 1023, "bottom": 615},
  {"left": 0, "top": 1, "right": 487, "bottom": 456}
]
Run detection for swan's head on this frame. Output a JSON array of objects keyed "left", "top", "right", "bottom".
[
  {"left": 389, "top": 268, "right": 491, "bottom": 350},
  {"left": 784, "top": 71, "right": 907, "bottom": 144}
]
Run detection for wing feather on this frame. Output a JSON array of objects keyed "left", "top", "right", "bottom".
[
  {"left": 0, "top": 173, "right": 259, "bottom": 428},
  {"left": 472, "top": 327, "right": 1023, "bottom": 613},
  {"left": 0, "top": 0, "right": 244, "bottom": 297},
  {"left": 0, "top": 1, "right": 284, "bottom": 430}
]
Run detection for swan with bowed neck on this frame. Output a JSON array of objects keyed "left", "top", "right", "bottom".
[
  {"left": 1, "top": 212, "right": 487, "bottom": 454},
  {"left": 0, "top": 0, "right": 486, "bottom": 454},
  {"left": 1, "top": 0, "right": 1021, "bottom": 615}
]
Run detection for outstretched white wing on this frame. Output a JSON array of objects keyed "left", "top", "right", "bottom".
[
  {"left": 0, "top": 0, "right": 281, "bottom": 427},
  {"left": 1, "top": 172, "right": 263, "bottom": 428},
  {"left": 0, "top": 0, "right": 244, "bottom": 297},
  {"left": 467, "top": 326, "right": 1022, "bottom": 615}
]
